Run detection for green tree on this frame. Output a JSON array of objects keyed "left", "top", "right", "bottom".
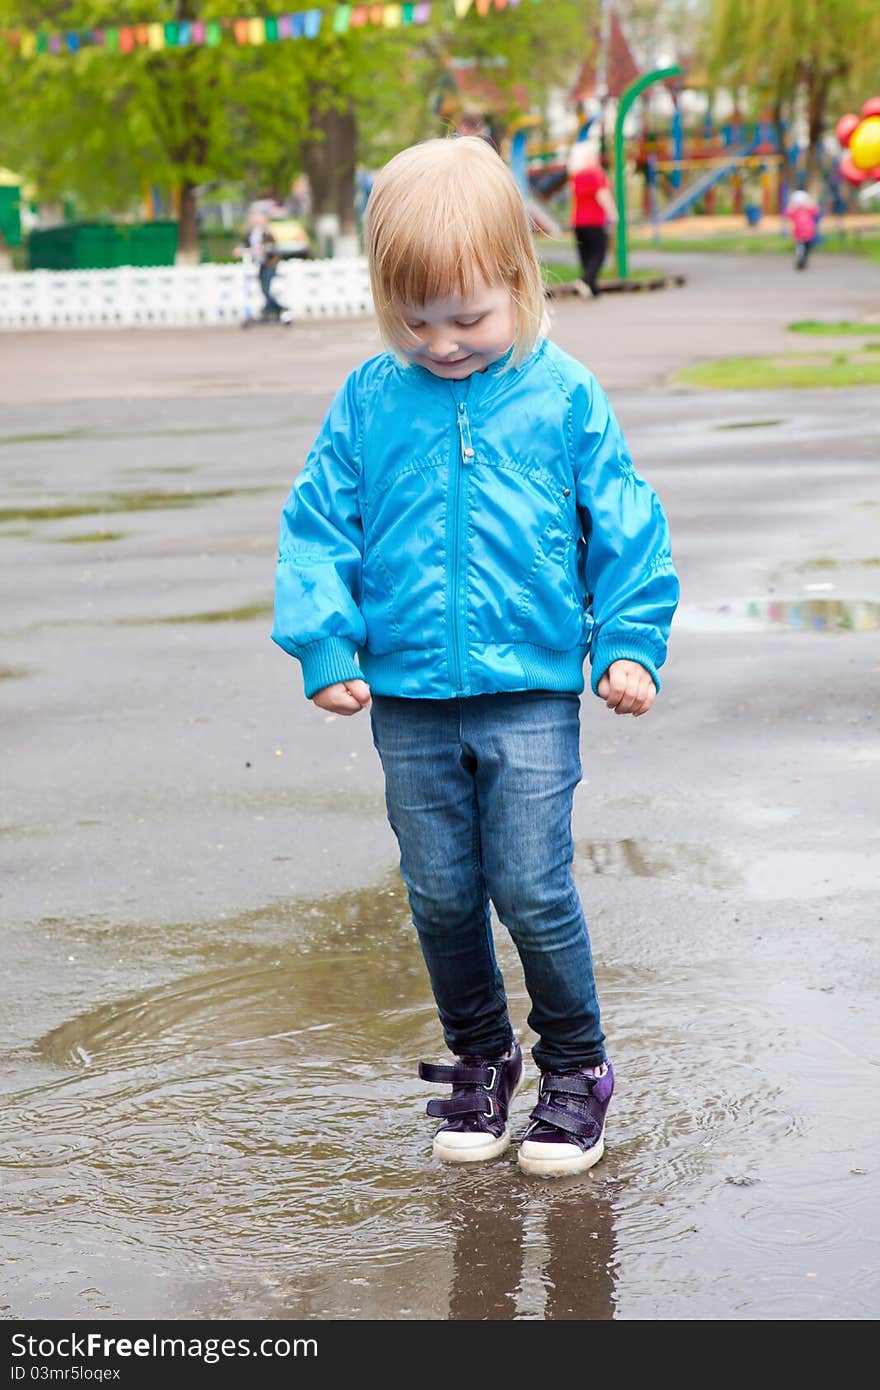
[
  {"left": 0, "top": 0, "right": 597, "bottom": 258},
  {"left": 704, "top": 0, "right": 880, "bottom": 189}
]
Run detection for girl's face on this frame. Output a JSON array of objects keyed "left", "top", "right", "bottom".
[{"left": 396, "top": 276, "right": 516, "bottom": 379}]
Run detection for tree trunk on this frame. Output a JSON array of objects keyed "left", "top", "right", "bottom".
[
  {"left": 301, "top": 96, "right": 357, "bottom": 234},
  {"left": 805, "top": 67, "right": 832, "bottom": 197},
  {"left": 772, "top": 94, "right": 795, "bottom": 191},
  {"left": 176, "top": 181, "right": 200, "bottom": 265}
]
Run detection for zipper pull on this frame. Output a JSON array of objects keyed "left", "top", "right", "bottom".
[{"left": 457, "top": 402, "right": 475, "bottom": 465}]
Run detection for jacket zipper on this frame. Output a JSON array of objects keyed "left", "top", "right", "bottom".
[{"left": 448, "top": 390, "right": 475, "bottom": 694}]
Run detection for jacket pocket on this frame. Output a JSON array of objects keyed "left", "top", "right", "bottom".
[
  {"left": 512, "top": 515, "right": 586, "bottom": 649},
  {"left": 361, "top": 540, "right": 404, "bottom": 654}
]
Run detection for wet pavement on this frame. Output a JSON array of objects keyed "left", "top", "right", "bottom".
[{"left": 2, "top": 250, "right": 879, "bottom": 1319}]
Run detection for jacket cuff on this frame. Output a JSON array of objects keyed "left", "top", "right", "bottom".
[
  {"left": 297, "top": 637, "right": 362, "bottom": 699},
  {"left": 589, "top": 636, "right": 663, "bottom": 697}
]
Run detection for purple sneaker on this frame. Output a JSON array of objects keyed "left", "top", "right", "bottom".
[
  {"left": 418, "top": 1041, "right": 524, "bottom": 1164},
  {"left": 518, "top": 1060, "right": 614, "bottom": 1177}
]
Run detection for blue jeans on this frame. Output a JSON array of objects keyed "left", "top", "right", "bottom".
[{"left": 369, "top": 691, "right": 606, "bottom": 1072}]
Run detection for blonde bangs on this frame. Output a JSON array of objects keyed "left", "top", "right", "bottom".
[{"left": 365, "top": 137, "right": 547, "bottom": 368}]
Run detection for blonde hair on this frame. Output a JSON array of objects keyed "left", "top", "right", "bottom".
[{"left": 365, "top": 137, "right": 548, "bottom": 369}]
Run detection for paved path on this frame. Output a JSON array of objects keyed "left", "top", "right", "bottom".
[{"left": 2, "top": 248, "right": 875, "bottom": 405}]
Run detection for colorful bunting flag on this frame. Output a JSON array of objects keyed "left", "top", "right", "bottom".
[{"left": 2, "top": 1, "right": 529, "bottom": 58}]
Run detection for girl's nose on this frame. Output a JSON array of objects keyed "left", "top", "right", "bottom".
[{"left": 425, "top": 328, "right": 459, "bottom": 359}]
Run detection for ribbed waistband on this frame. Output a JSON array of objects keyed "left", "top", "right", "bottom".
[{"left": 357, "top": 642, "right": 588, "bottom": 698}]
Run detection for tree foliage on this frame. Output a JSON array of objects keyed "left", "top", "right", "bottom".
[
  {"left": 0, "top": 0, "right": 596, "bottom": 250},
  {"left": 703, "top": 0, "right": 880, "bottom": 183}
]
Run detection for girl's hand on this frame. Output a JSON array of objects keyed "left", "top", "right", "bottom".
[
  {"left": 596, "top": 660, "right": 656, "bottom": 717},
  {"left": 312, "top": 679, "right": 372, "bottom": 715}
]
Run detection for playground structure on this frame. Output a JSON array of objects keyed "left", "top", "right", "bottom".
[{"left": 636, "top": 116, "right": 785, "bottom": 225}]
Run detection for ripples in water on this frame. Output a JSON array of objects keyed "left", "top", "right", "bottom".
[{"left": 1, "top": 875, "right": 878, "bottom": 1318}]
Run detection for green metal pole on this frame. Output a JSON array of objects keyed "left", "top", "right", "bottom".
[{"left": 614, "top": 65, "right": 682, "bottom": 279}]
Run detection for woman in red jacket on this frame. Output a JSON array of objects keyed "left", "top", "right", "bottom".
[{"left": 569, "top": 141, "right": 618, "bottom": 298}]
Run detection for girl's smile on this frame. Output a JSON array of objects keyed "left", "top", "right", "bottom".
[{"left": 397, "top": 278, "right": 516, "bottom": 378}]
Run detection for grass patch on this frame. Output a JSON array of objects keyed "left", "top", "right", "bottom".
[
  {"left": 789, "top": 320, "right": 880, "bottom": 336},
  {"left": 673, "top": 352, "right": 880, "bottom": 390},
  {"left": 541, "top": 262, "right": 662, "bottom": 285},
  {"left": 794, "top": 556, "right": 880, "bottom": 570},
  {"left": 635, "top": 231, "right": 880, "bottom": 263},
  {"left": 135, "top": 603, "right": 273, "bottom": 625},
  {"left": 714, "top": 418, "right": 783, "bottom": 430},
  {"left": 0, "top": 485, "right": 274, "bottom": 525},
  {"left": 52, "top": 530, "right": 126, "bottom": 544},
  {"left": 643, "top": 233, "right": 790, "bottom": 256},
  {"left": 0, "top": 430, "right": 91, "bottom": 447}
]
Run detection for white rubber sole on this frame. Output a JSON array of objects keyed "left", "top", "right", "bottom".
[
  {"left": 517, "top": 1127, "right": 605, "bottom": 1178},
  {"left": 432, "top": 1069, "right": 525, "bottom": 1165}
]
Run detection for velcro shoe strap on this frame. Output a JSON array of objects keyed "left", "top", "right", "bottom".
[
  {"left": 541, "top": 1073, "right": 598, "bottom": 1098},
  {"left": 419, "top": 1061, "right": 493, "bottom": 1086},
  {"left": 529, "top": 1100, "right": 601, "bottom": 1140},
  {"left": 426, "top": 1094, "right": 492, "bottom": 1119}
]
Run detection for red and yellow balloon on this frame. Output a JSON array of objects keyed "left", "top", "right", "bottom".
[{"left": 837, "top": 99, "right": 880, "bottom": 183}]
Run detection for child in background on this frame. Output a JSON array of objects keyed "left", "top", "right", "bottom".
[
  {"left": 785, "top": 190, "right": 822, "bottom": 270},
  {"left": 272, "top": 138, "right": 679, "bottom": 1177}
]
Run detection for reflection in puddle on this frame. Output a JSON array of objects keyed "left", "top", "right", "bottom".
[
  {"left": 575, "top": 839, "right": 739, "bottom": 890},
  {"left": 676, "top": 597, "right": 880, "bottom": 634}
]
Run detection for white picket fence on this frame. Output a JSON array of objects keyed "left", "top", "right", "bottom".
[{"left": 0, "top": 257, "right": 374, "bottom": 331}]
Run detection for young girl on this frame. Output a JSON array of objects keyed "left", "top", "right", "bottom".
[{"left": 272, "top": 137, "right": 679, "bottom": 1178}]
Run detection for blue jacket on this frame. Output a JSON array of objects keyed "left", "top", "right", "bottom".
[{"left": 272, "top": 338, "right": 679, "bottom": 700}]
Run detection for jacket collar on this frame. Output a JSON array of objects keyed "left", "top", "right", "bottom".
[{"left": 396, "top": 339, "right": 546, "bottom": 399}]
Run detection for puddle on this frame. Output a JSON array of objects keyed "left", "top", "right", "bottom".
[
  {"left": 2, "top": 857, "right": 878, "bottom": 1318},
  {"left": 676, "top": 598, "right": 880, "bottom": 634},
  {"left": 713, "top": 419, "right": 784, "bottom": 431},
  {"left": 575, "top": 838, "right": 739, "bottom": 890},
  {"left": 0, "top": 486, "right": 276, "bottom": 525}
]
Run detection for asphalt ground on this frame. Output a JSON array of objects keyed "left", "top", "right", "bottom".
[{"left": 1, "top": 248, "right": 878, "bottom": 1320}]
